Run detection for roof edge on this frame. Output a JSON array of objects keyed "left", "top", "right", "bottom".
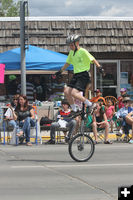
[{"left": 1, "top": 16, "right": 133, "bottom": 21}]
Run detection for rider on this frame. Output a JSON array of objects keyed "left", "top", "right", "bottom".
[{"left": 55, "top": 34, "right": 104, "bottom": 115}]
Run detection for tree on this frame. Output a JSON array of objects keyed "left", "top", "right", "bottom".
[{"left": 0, "top": 0, "right": 20, "bottom": 17}]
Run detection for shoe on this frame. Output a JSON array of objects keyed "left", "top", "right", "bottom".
[
  {"left": 129, "top": 139, "right": 133, "bottom": 144},
  {"left": 16, "top": 131, "right": 24, "bottom": 137},
  {"left": 87, "top": 103, "right": 97, "bottom": 114},
  {"left": 116, "top": 132, "right": 122, "bottom": 137},
  {"left": 19, "top": 136, "right": 25, "bottom": 144},
  {"left": 46, "top": 139, "right": 55, "bottom": 144},
  {"left": 65, "top": 136, "right": 70, "bottom": 143},
  {"left": 26, "top": 142, "right": 32, "bottom": 146},
  {"left": 123, "top": 135, "right": 129, "bottom": 142},
  {"left": 104, "top": 140, "right": 113, "bottom": 144}
]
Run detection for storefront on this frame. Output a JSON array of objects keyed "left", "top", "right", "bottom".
[
  {"left": 94, "top": 60, "right": 133, "bottom": 100},
  {"left": 0, "top": 16, "right": 133, "bottom": 100}
]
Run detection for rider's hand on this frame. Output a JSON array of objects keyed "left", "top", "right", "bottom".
[
  {"left": 55, "top": 70, "right": 62, "bottom": 77},
  {"left": 99, "top": 66, "right": 105, "bottom": 75}
]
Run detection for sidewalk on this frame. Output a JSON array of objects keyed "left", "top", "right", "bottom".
[
  {"left": 0, "top": 129, "right": 132, "bottom": 144},
  {"left": 40, "top": 129, "right": 132, "bottom": 142}
]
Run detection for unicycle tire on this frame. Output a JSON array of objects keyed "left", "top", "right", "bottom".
[{"left": 68, "top": 133, "right": 95, "bottom": 162}]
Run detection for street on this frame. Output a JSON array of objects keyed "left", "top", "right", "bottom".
[{"left": 0, "top": 143, "right": 133, "bottom": 200}]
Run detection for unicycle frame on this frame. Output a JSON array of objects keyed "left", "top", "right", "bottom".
[{"left": 68, "top": 103, "right": 95, "bottom": 162}]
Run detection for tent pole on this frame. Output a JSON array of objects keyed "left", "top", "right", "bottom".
[{"left": 20, "top": 0, "right": 26, "bottom": 95}]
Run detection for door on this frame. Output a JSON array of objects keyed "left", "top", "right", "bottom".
[{"left": 95, "top": 61, "right": 119, "bottom": 98}]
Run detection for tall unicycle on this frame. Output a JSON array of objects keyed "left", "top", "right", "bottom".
[{"left": 68, "top": 105, "right": 95, "bottom": 162}]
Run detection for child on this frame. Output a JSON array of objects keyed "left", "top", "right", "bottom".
[
  {"left": 117, "top": 88, "right": 127, "bottom": 109},
  {"left": 105, "top": 100, "right": 115, "bottom": 132}
]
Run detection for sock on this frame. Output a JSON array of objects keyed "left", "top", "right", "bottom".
[
  {"left": 70, "top": 104, "right": 77, "bottom": 112},
  {"left": 84, "top": 99, "right": 92, "bottom": 106}
]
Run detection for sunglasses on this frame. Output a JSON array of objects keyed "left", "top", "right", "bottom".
[
  {"left": 13, "top": 99, "right": 18, "bottom": 101},
  {"left": 123, "top": 101, "right": 129, "bottom": 103}
]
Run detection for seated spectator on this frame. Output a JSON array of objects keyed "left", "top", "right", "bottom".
[
  {"left": 118, "top": 88, "right": 128, "bottom": 109},
  {"left": 13, "top": 95, "right": 36, "bottom": 146},
  {"left": 4, "top": 94, "right": 19, "bottom": 144},
  {"left": 97, "top": 98, "right": 105, "bottom": 110},
  {"left": 125, "top": 111, "right": 133, "bottom": 144},
  {"left": 46, "top": 99, "right": 77, "bottom": 144},
  {"left": 90, "top": 89, "right": 105, "bottom": 104},
  {"left": 116, "top": 97, "right": 133, "bottom": 137},
  {"left": 92, "top": 102, "right": 112, "bottom": 144},
  {"left": 4, "top": 94, "right": 19, "bottom": 128},
  {"left": 17, "top": 76, "right": 36, "bottom": 104},
  {"left": 105, "top": 99, "right": 115, "bottom": 132}
]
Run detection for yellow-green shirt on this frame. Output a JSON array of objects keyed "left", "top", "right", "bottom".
[{"left": 66, "top": 48, "right": 95, "bottom": 74}]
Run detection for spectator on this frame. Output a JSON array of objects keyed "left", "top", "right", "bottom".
[
  {"left": 92, "top": 102, "right": 112, "bottom": 144},
  {"left": 17, "top": 76, "right": 36, "bottom": 104},
  {"left": 105, "top": 99, "right": 115, "bottom": 132},
  {"left": 46, "top": 99, "right": 77, "bottom": 144},
  {"left": 4, "top": 94, "right": 19, "bottom": 144},
  {"left": 125, "top": 111, "right": 133, "bottom": 143},
  {"left": 33, "top": 76, "right": 44, "bottom": 101},
  {"left": 7, "top": 75, "right": 19, "bottom": 99},
  {"left": 116, "top": 97, "right": 133, "bottom": 138},
  {"left": 40, "top": 76, "right": 48, "bottom": 100},
  {"left": 118, "top": 88, "right": 128, "bottom": 109},
  {"left": 97, "top": 98, "right": 105, "bottom": 110},
  {"left": 48, "top": 75, "right": 66, "bottom": 101},
  {"left": 4, "top": 94, "right": 19, "bottom": 127},
  {"left": 14, "top": 95, "right": 36, "bottom": 146},
  {"left": 90, "top": 89, "right": 105, "bottom": 104}
]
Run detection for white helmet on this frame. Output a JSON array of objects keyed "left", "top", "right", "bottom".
[{"left": 66, "top": 34, "right": 80, "bottom": 44}]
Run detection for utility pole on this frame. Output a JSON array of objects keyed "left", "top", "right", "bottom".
[{"left": 20, "top": 0, "right": 27, "bottom": 95}]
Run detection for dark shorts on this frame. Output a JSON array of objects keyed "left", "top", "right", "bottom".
[{"left": 67, "top": 71, "right": 91, "bottom": 92}]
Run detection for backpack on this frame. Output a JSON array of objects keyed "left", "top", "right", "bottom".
[{"left": 40, "top": 116, "right": 53, "bottom": 126}]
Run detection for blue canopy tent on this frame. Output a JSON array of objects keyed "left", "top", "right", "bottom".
[{"left": 0, "top": 45, "right": 72, "bottom": 71}]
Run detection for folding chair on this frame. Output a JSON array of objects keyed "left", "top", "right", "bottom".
[
  {"left": 105, "top": 96, "right": 118, "bottom": 110},
  {"left": 85, "top": 114, "right": 105, "bottom": 142}
]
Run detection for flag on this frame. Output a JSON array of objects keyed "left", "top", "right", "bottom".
[{"left": 0, "top": 64, "right": 5, "bottom": 83}]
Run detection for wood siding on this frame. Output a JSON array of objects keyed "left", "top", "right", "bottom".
[{"left": 0, "top": 17, "right": 133, "bottom": 59}]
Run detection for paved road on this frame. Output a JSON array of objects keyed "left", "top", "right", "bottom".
[{"left": 0, "top": 143, "right": 133, "bottom": 200}]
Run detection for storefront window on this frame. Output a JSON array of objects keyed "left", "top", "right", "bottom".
[
  {"left": 120, "top": 61, "right": 133, "bottom": 100},
  {"left": 96, "top": 62, "right": 117, "bottom": 97}
]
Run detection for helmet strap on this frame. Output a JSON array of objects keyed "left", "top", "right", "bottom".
[{"left": 73, "top": 42, "right": 78, "bottom": 56}]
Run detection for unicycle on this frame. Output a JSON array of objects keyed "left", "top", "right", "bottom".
[{"left": 68, "top": 104, "right": 95, "bottom": 162}]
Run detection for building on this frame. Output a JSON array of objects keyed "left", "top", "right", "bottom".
[{"left": 0, "top": 16, "right": 133, "bottom": 99}]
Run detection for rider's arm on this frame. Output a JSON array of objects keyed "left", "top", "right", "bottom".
[
  {"left": 60, "top": 63, "right": 70, "bottom": 73},
  {"left": 93, "top": 59, "right": 101, "bottom": 68}
]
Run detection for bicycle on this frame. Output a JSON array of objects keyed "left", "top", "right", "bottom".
[{"left": 68, "top": 103, "right": 95, "bottom": 162}]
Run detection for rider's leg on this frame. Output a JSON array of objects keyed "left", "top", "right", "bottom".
[
  {"left": 64, "top": 86, "right": 78, "bottom": 111},
  {"left": 71, "top": 88, "right": 92, "bottom": 106},
  {"left": 64, "top": 86, "right": 92, "bottom": 108},
  {"left": 64, "top": 86, "right": 74, "bottom": 105}
]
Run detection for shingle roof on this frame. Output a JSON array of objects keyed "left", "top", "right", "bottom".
[{"left": 0, "top": 16, "right": 133, "bottom": 54}]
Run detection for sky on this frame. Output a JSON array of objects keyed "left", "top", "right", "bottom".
[{"left": 15, "top": 0, "right": 133, "bottom": 17}]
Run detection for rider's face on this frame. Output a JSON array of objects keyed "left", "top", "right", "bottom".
[{"left": 69, "top": 43, "right": 75, "bottom": 50}]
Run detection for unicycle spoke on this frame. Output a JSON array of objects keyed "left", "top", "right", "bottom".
[{"left": 68, "top": 134, "right": 95, "bottom": 162}]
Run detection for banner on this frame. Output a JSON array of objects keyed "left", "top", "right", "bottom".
[{"left": 0, "top": 64, "right": 5, "bottom": 83}]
